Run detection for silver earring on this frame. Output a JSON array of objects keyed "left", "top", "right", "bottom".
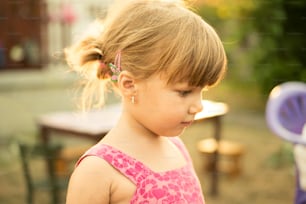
[{"left": 131, "top": 96, "right": 135, "bottom": 104}]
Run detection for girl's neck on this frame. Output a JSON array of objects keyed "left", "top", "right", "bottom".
[{"left": 102, "top": 109, "right": 164, "bottom": 146}]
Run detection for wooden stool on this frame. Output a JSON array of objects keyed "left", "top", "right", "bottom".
[
  {"left": 197, "top": 138, "right": 245, "bottom": 176},
  {"left": 55, "top": 145, "right": 90, "bottom": 176}
]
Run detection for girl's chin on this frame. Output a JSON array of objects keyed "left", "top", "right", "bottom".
[{"left": 161, "top": 128, "right": 186, "bottom": 137}]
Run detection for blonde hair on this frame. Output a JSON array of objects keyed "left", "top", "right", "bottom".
[{"left": 65, "top": 0, "right": 227, "bottom": 109}]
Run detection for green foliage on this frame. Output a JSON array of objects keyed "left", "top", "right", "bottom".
[
  {"left": 265, "top": 143, "right": 294, "bottom": 169},
  {"left": 197, "top": 0, "right": 306, "bottom": 96},
  {"left": 249, "top": 0, "right": 306, "bottom": 94}
]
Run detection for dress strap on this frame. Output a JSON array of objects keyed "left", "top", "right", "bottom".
[
  {"left": 76, "top": 144, "right": 149, "bottom": 184},
  {"left": 76, "top": 137, "right": 192, "bottom": 183}
]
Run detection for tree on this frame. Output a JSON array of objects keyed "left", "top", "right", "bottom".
[
  {"left": 249, "top": 0, "right": 306, "bottom": 94},
  {"left": 197, "top": 0, "right": 306, "bottom": 95}
]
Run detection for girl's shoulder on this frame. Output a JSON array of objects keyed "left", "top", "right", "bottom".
[
  {"left": 69, "top": 144, "right": 137, "bottom": 203},
  {"left": 66, "top": 156, "right": 113, "bottom": 204},
  {"left": 74, "top": 143, "right": 118, "bottom": 177}
]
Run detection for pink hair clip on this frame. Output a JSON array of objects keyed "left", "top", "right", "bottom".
[{"left": 108, "top": 51, "right": 122, "bottom": 82}]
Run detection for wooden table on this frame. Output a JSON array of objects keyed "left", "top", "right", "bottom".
[
  {"left": 37, "top": 100, "right": 228, "bottom": 195},
  {"left": 195, "top": 100, "right": 229, "bottom": 196},
  {"left": 38, "top": 103, "right": 122, "bottom": 144}
]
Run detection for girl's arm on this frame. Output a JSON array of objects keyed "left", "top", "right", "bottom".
[{"left": 66, "top": 156, "right": 112, "bottom": 204}]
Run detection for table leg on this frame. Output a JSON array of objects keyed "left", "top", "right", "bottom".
[
  {"left": 210, "top": 116, "right": 222, "bottom": 196},
  {"left": 40, "top": 125, "right": 50, "bottom": 145}
]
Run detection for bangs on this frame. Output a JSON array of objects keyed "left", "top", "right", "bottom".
[
  {"left": 166, "top": 39, "right": 227, "bottom": 88},
  {"left": 154, "top": 14, "right": 227, "bottom": 88}
]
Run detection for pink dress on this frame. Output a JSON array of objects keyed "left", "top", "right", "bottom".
[{"left": 77, "top": 137, "right": 205, "bottom": 204}]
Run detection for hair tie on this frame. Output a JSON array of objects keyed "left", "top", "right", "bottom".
[{"left": 97, "top": 62, "right": 108, "bottom": 79}]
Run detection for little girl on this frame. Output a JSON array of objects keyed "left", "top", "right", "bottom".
[{"left": 65, "top": 0, "right": 227, "bottom": 203}]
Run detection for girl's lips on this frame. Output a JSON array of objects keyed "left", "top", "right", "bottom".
[{"left": 181, "top": 121, "right": 193, "bottom": 126}]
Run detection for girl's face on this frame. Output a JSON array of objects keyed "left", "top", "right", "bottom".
[{"left": 132, "top": 74, "right": 204, "bottom": 137}]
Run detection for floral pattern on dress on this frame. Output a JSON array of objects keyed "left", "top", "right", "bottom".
[{"left": 77, "top": 137, "right": 205, "bottom": 204}]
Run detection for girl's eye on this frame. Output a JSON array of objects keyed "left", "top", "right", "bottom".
[{"left": 178, "top": 90, "right": 192, "bottom": 97}]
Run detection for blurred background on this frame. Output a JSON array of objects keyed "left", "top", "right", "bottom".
[{"left": 0, "top": 0, "right": 305, "bottom": 203}]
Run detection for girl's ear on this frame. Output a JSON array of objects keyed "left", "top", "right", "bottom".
[{"left": 117, "top": 70, "right": 137, "bottom": 97}]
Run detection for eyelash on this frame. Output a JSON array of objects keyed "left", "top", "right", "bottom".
[{"left": 178, "top": 90, "right": 192, "bottom": 97}]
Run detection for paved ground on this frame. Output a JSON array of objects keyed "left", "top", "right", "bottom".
[{"left": 0, "top": 65, "right": 296, "bottom": 204}]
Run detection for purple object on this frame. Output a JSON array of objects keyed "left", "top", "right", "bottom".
[
  {"left": 266, "top": 81, "right": 306, "bottom": 204},
  {"left": 266, "top": 81, "right": 306, "bottom": 145}
]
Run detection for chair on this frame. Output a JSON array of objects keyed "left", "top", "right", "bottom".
[
  {"left": 266, "top": 81, "right": 306, "bottom": 204},
  {"left": 17, "top": 142, "right": 69, "bottom": 204},
  {"left": 197, "top": 138, "right": 245, "bottom": 176}
]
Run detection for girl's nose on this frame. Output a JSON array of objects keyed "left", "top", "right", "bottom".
[{"left": 189, "top": 99, "right": 203, "bottom": 115}]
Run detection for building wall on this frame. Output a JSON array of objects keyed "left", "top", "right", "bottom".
[
  {"left": 46, "top": 0, "right": 111, "bottom": 64},
  {"left": 0, "top": 0, "right": 48, "bottom": 69},
  {"left": 0, "top": 0, "right": 111, "bottom": 70}
]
